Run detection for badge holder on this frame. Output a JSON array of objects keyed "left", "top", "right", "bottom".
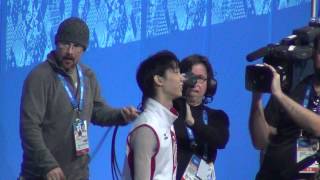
[
  {"left": 282, "top": 132, "right": 320, "bottom": 179},
  {"left": 182, "top": 155, "right": 215, "bottom": 180},
  {"left": 296, "top": 136, "right": 319, "bottom": 173},
  {"left": 73, "top": 118, "right": 89, "bottom": 156}
]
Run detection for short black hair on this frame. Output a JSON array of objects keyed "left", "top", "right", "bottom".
[{"left": 136, "top": 50, "right": 179, "bottom": 104}]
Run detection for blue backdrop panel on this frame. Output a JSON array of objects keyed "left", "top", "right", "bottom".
[{"left": 0, "top": 0, "right": 311, "bottom": 179}]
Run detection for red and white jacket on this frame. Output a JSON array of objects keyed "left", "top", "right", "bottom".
[{"left": 122, "top": 98, "right": 178, "bottom": 180}]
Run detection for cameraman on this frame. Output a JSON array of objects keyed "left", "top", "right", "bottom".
[
  {"left": 249, "top": 35, "right": 320, "bottom": 179},
  {"left": 174, "top": 55, "right": 229, "bottom": 180}
]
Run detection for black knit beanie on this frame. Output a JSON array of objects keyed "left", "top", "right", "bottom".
[{"left": 55, "top": 17, "right": 89, "bottom": 50}]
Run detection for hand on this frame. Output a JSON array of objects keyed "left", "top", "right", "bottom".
[
  {"left": 185, "top": 103, "right": 195, "bottom": 126},
  {"left": 263, "top": 63, "right": 283, "bottom": 97},
  {"left": 46, "top": 167, "right": 65, "bottom": 180},
  {"left": 121, "top": 106, "right": 139, "bottom": 122},
  {"left": 252, "top": 92, "right": 262, "bottom": 101},
  {"left": 251, "top": 92, "right": 263, "bottom": 107}
]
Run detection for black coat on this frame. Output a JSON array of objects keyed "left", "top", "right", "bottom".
[{"left": 173, "top": 98, "right": 229, "bottom": 180}]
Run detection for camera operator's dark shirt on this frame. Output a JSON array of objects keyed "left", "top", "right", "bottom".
[
  {"left": 257, "top": 75, "right": 317, "bottom": 179},
  {"left": 173, "top": 98, "right": 229, "bottom": 180}
]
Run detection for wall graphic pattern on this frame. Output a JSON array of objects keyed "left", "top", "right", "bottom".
[{"left": 3, "top": 0, "right": 310, "bottom": 70}]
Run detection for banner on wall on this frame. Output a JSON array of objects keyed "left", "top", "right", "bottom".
[{"left": 1, "top": 0, "right": 310, "bottom": 71}]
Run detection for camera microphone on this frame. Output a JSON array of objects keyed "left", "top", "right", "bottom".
[
  {"left": 247, "top": 44, "right": 312, "bottom": 62},
  {"left": 246, "top": 44, "right": 275, "bottom": 62}
]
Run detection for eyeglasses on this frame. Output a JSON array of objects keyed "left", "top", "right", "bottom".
[{"left": 196, "top": 75, "right": 207, "bottom": 84}]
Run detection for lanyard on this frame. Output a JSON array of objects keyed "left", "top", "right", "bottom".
[
  {"left": 186, "top": 109, "right": 209, "bottom": 160},
  {"left": 57, "top": 64, "right": 85, "bottom": 112},
  {"left": 299, "top": 81, "right": 314, "bottom": 137},
  {"left": 302, "top": 82, "right": 312, "bottom": 108}
]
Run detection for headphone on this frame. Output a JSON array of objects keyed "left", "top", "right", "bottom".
[
  {"left": 180, "top": 55, "right": 217, "bottom": 103},
  {"left": 206, "top": 76, "right": 217, "bottom": 98}
]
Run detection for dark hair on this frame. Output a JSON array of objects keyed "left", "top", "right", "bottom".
[
  {"left": 136, "top": 50, "right": 179, "bottom": 106},
  {"left": 180, "top": 54, "right": 216, "bottom": 104}
]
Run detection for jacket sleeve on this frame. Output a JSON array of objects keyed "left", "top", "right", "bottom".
[
  {"left": 89, "top": 71, "right": 127, "bottom": 126},
  {"left": 20, "top": 70, "right": 59, "bottom": 175},
  {"left": 191, "top": 109, "right": 230, "bottom": 149},
  {"left": 130, "top": 126, "right": 158, "bottom": 180}
]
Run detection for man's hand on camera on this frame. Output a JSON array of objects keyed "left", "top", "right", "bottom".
[
  {"left": 263, "top": 63, "right": 283, "bottom": 97},
  {"left": 121, "top": 106, "right": 139, "bottom": 123},
  {"left": 252, "top": 92, "right": 262, "bottom": 103}
]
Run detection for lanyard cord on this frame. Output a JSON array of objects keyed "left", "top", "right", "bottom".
[
  {"left": 300, "top": 80, "right": 313, "bottom": 136},
  {"left": 185, "top": 108, "right": 209, "bottom": 160},
  {"left": 57, "top": 64, "right": 84, "bottom": 112}
]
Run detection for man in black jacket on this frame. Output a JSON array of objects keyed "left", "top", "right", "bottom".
[
  {"left": 19, "top": 17, "right": 138, "bottom": 180},
  {"left": 249, "top": 34, "right": 320, "bottom": 179}
]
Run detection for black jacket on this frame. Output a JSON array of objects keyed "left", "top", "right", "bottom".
[{"left": 173, "top": 98, "right": 229, "bottom": 180}]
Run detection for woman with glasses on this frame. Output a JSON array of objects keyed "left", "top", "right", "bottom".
[{"left": 173, "top": 54, "right": 230, "bottom": 180}]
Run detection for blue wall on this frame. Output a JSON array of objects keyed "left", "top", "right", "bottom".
[{"left": 0, "top": 0, "right": 311, "bottom": 179}]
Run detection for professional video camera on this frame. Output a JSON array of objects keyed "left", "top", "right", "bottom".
[{"left": 245, "top": 19, "right": 320, "bottom": 93}]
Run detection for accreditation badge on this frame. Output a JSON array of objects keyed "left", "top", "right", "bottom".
[
  {"left": 73, "top": 118, "right": 89, "bottom": 156},
  {"left": 182, "top": 155, "right": 216, "bottom": 180},
  {"left": 297, "top": 137, "right": 320, "bottom": 173}
]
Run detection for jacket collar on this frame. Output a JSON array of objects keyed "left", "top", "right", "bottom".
[{"left": 144, "top": 98, "right": 178, "bottom": 128}]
